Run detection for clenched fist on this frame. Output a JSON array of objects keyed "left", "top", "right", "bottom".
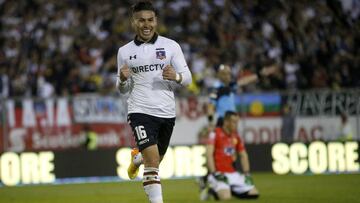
[
  {"left": 119, "top": 64, "right": 130, "bottom": 81},
  {"left": 162, "top": 65, "right": 177, "bottom": 81}
]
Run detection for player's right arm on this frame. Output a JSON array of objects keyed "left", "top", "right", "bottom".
[
  {"left": 116, "top": 48, "right": 132, "bottom": 93},
  {"left": 237, "top": 64, "right": 278, "bottom": 87}
]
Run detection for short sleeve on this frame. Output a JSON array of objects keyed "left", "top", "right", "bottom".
[
  {"left": 206, "top": 131, "right": 216, "bottom": 145},
  {"left": 236, "top": 134, "right": 246, "bottom": 152}
]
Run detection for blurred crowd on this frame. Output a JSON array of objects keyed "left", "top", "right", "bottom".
[{"left": 0, "top": 0, "right": 359, "bottom": 98}]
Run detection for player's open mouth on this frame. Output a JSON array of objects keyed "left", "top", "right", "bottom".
[{"left": 142, "top": 29, "right": 152, "bottom": 35}]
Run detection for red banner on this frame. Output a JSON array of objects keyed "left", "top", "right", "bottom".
[{"left": 0, "top": 98, "right": 135, "bottom": 152}]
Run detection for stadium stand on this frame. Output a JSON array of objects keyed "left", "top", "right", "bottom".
[{"left": 0, "top": 0, "right": 359, "bottom": 98}]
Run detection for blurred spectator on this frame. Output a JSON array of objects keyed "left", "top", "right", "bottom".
[
  {"left": 337, "top": 112, "right": 353, "bottom": 141},
  {"left": 82, "top": 124, "right": 98, "bottom": 150},
  {"left": 37, "top": 74, "right": 55, "bottom": 98},
  {"left": 283, "top": 55, "right": 300, "bottom": 89},
  {"left": 0, "top": 67, "right": 10, "bottom": 98},
  {"left": 0, "top": 0, "right": 359, "bottom": 97},
  {"left": 281, "top": 104, "right": 295, "bottom": 143}
]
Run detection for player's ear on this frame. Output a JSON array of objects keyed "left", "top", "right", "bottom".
[
  {"left": 154, "top": 16, "right": 159, "bottom": 28},
  {"left": 154, "top": 16, "right": 158, "bottom": 24}
]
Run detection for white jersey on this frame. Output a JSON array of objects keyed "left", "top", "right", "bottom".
[{"left": 116, "top": 34, "right": 192, "bottom": 118}]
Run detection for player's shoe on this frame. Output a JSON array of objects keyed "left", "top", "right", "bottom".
[
  {"left": 198, "top": 175, "right": 219, "bottom": 201},
  {"left": 198, "top": 176, "right": 210, "bottom": 201},
  {"left": 200, "top": 186, "right": 210, "bottom": 201},
  {"left": 127, "top": 148, "right": 140, "bottom": 179}
]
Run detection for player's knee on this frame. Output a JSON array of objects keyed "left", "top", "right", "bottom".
[
  {"left": 249, "top": 187, "right": 259, "bottom": 195},
  {"left": 218, "top": 194, "right": 232, "bottom": 200},
  {"left": 217, "top": 190, "right": 232, "bottom": 200}
]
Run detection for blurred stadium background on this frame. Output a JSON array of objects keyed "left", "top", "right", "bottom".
[{"left": 0, "top": 0, "right": 359, "bottom": 202}]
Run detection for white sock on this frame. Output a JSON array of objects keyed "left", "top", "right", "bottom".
[{"left": 143, "top": 167, "right": 163, "bottom": 203}]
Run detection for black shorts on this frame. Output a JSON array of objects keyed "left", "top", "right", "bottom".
[{"left": 128, "top": 113, "right": 175, "bottom": 155}]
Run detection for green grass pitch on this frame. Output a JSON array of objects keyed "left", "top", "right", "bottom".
[{"left": 0, "top": 173, "right": 359, "bottom": 203}]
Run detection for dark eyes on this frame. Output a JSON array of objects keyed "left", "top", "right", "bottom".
[{"left": 139, "top": 18, "right": 154, "bottom": 22}]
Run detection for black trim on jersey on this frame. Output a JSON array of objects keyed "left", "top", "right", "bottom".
[{"left": 134, "top": 33, "right": 158, "bottom": 46}]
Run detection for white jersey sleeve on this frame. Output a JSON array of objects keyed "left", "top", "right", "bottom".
[
  {"left": 171, "top": 42, "right": 192, "bottom": 86},
  {"left": 116, "top": 49, "right": 133, "bottom": 93}
]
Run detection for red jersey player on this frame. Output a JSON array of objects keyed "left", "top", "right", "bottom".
[{"left": 204, "top": 111, "right": 259, "bottom": 200}]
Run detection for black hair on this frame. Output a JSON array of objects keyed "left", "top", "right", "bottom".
[
  {"left": 131, "top": 1, "right": 156, "bottom": 16},
  {"left": 224, "top": 111, "right": 238, "bottom": 120}
]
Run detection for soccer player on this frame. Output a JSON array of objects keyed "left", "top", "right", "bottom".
[
  {"left": 200, "top": 64, "right": 273, "bottom": 198},
  {"left": 205, "top": 111, "right": 259, "bottom": 200},
  {"left": 116, "top": 2, "right": 192, "bottom": 203}
]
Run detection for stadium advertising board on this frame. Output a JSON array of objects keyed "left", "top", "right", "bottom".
[
  {"left": 285, "top": 90, "right": 360, "bottom": 116},
  {"left": 116, "top": 146, "right": 207, "bottom": 179},
  {"left": 174, "top": 115, "right": 359, "bottom": 145},
  {"left": 0, "top": 145, "right": 207, "bottom": 186},
  {"left": 0, "top": 151, "right": 55, "bottom": 186},
  {"left": 172, "top": 91, "right": 360, "bottom": 145},
  {"left": 0, "top": 98, "right": 134, "bottom": 152},
  {"left": 239, "top": 117, "right": 359, "bottom": 144},
  {"left": 72, "top": 96, "right": 127, "bottom": 123},
  {"left": 0, "top": 96, "right": 210, "bottom": 152},
  {"left": 0, "top": 91, "right": 359, "bottom": 153},
  {"left": 272, "top": 142, "right": 359, "bottom": 174},
  {"left": 0, "top": 142, "right": 358, "bottom": 186}
]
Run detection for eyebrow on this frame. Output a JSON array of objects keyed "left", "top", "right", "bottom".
[{"left": 138, "top": 17, "right": 154, "bottom": 20}]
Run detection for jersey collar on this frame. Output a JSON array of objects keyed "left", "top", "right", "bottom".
[{"left": 134, "top": 33, "right": 158, "bottom": 46}]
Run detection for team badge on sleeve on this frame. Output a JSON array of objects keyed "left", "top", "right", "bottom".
[{"left": 156, "top": 48, "right": 166, "bottom": 60}]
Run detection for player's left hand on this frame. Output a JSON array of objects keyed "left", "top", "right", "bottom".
[
  {"left": 211, "top": 172, "right": 228, "bottom": 183},
  {"left": 245, "top": 174, "right": 254, "bottom": 185},
  {"left": 162, "top": 65, "right": 177, "bottom": 81}
]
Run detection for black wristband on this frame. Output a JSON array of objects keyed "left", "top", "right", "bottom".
[{"left": 208, "top": 115, "right": 213, "bottom": 122}]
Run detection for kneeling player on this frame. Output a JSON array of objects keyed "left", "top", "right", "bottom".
[{"left": 203, "top": 111, "right": 259, "bottom": 200}]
